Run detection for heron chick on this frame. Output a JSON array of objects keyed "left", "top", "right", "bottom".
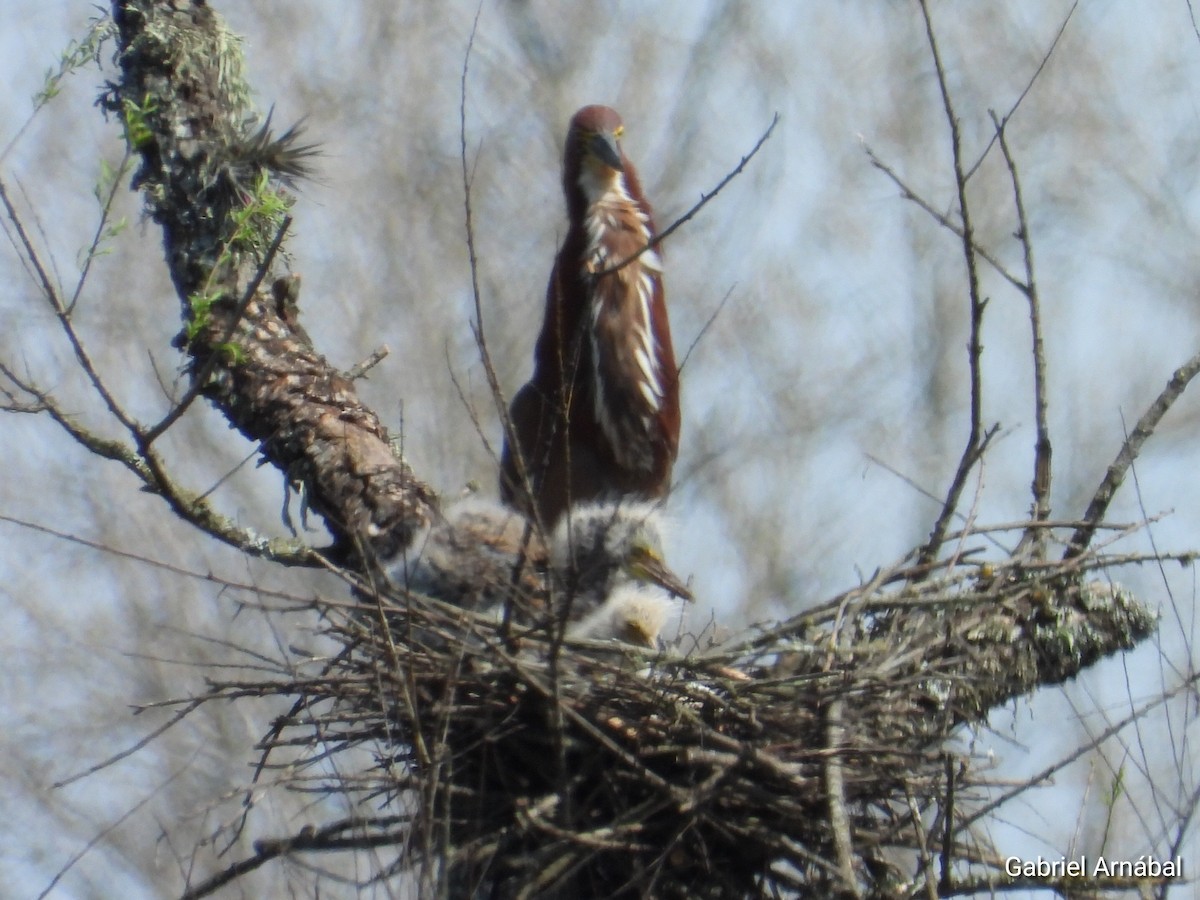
[
  {"left": 384, "top": 497, "right": 545, "bottom": 616},
  {"left": 550, "top": 502, "right": 693, "bottom": 649}
]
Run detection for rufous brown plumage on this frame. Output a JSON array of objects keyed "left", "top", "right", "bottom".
[{"left": 501, "top": 105, "right": 681, "bottom": 527}]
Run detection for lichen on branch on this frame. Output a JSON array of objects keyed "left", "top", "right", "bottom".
[{"left": 106, "top": 0, "right": 435, "bottom": 561}]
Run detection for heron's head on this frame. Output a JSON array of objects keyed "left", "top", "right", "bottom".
[
  {"left": 565, "top": 105, "right": 630, "bottom": 203},
  {"left": 551, "top": 502, "right": 693, "bottom": 603}
]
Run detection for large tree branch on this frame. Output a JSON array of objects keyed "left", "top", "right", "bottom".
[{"left": 107, "top": 0, "right": 435, "bottom": 561}]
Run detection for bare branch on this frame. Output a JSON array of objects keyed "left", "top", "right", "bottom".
[
  {"left": 0, "top": 366, "right": 315, "bottom": 562},
  {"left": 594, "top": 113, "right": 779, "bottom": 278},
  {"left": 824, "top": 699, "right": 863, "bottom": 899},
  {"left": 952, "top": 672, "right": 1200, "bottom": 838},
  {"left": 677, "top": 284, "right": 734, "bottom": 376},
  {"left": 69, "top": 150, "right": 132, "bottom": 314},
  {"left": 38, "top": 753, "right": 195, "bottom": 900},
  {"left": 913, "top": 0, "right": 993, "bottom": 570},
  {"left": 962, "top": 1, "right": 1079, "bottom": 181},
  {"left": 990, "top": 111, "right": 1052, "bottom": 546},
  {"left": 458, "top": 3, "right": 539, "bottom": 534},
  {"left": 1066, "top": 349, "right": 1200, "bottom": 558},
  {"left": 0, "top": 178, "right": 140, "bottom": 435},
  {"left": 345, "top": 345, "right": 389, "bottom": 381},
  {"left": 181, "top": 818, "right": 411, "bottom": 900},
  {"left": 865, "top": 146, "right": 1025, "bottom": 292},
  {"left": 0, "top": 511, "right": 318, "bottom": 589}
]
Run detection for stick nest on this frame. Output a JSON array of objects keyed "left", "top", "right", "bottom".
[{"left": 201, "top": 534, "right": 1155, "bottom": 899}]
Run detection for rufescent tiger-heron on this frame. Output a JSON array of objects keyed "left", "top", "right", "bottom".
[{"left": 501, "top": 105, "right": 681, "bottom": 528}]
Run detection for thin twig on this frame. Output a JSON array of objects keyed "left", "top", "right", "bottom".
[
  {"left": 865, "top": 147, "right": 1024, "bottom": 294},
  {"left": 593, "top": 113, "right": 779, "bottom": 278},
  {"left": 141, "top": 215, "right": 292, "bottom": 447},
  {"left": 181, "top": 819, "right": 411, "bottom": 899},
  {"left": 0, "top": 177, "right": 139, "bottom": 434},
  {"left": 457, "top": 3, "right": 541, "bottom": 534},
  {"left": 39, "top": 750, "right": 198, "bottom": 900},
  {"left": 824, "top": 700, "right": 863, "bottom": 899},
  {"left": 962, "top": 1, "right": 1078, "bottom": 182},
  {"left": 903, "top": 787, "right": 939, "bottom": 900},
  {"left": 678, "top": 284, "right": 734, "bottom": 376},
  {"left": 938, "top": 753, "right": 956, "bottom": 895},
  {"left": 953, "top": 672, "right": 1200, "bottom": 837},
  {"left": 990, "top": 112, "right": 1052, "bottom": 549},
  {"left": 914, "top": 0, "right": 994, "bottom": 571},
  {"left": 346, "top": 344, "right": 390, "bottom": 380},
  {"left": 0, "top": 512, "right": 313, "bottom": 591},
  {"left": 1065, "top": 348, "right": 1200, "bottom": 558},
  {"left": 195, "top": 446, "right": 260, "bottom": 503},
  {"left": 69, "top": 149, "right": 133, "bottom": 314},
  {"left": 53, "top": 700, "right": 205, "bottom": 789}
]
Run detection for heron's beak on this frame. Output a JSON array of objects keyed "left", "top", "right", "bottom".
[
  {"left": 629, "top": 551, "right": 694, "bottom": 603},
  {"left": 620, "top": 620, "right": 659, "bottom": 649},
  {"left": 588, "top": 129, "right": 624, "bottom": 171}
]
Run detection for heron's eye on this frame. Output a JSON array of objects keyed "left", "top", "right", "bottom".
[
  {"left": 629, "top": 543, "right": 647, "bottom": 562},
  {"left": 626, "top": 543, "right": 659, "bottom": 573},
  {"left": 614, "top": 125, "right": 625, "bottom": 140}
]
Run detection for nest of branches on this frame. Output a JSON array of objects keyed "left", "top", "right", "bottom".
[{"left": 189, "top": 533, "right": 1155, "bottom": 899}]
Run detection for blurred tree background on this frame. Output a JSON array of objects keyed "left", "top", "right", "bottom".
[{"left": 3, "top": 1, "right": 1199, "bottom": 896}]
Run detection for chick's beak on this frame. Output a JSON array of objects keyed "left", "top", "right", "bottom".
[
  {"left": 629, "top": 552, "right": 694, "bottom": 603},
  {"left": 587, "top": 129, "right": 624, "bottom": 171},
  {"left": 619, "top": 620, "right": 659, "bottom": 649}
]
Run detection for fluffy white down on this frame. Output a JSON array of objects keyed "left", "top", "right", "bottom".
[
  {"left": 548, "top": 501, "right": 667, "bottom": 572},
  {"left": 568, "top": 582, "right": 683, "bottom": 648}
]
